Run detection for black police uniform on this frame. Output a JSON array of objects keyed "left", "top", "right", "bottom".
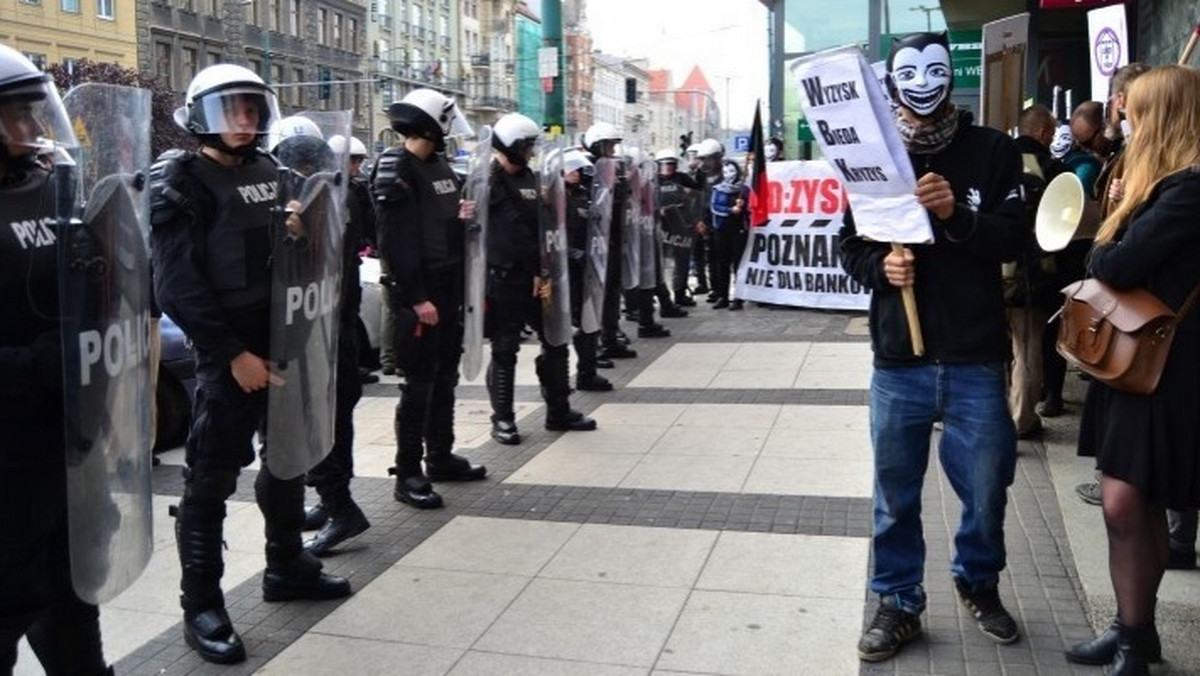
[
  {"left": 373, "top": 146, "right": 484, "bottom": 507},
  {"left": 0, "top": 163, "right": 111, "bottom": 676},
  {"left": 565, "top": 177, "right": 611, "bottom": 391},
  {"left": 486, "top": 162, "right": 596, "bottom": 432},
  {"left": 655, "top": 170, "right": 701, "bottom": 307},
  {"left": 150, "top": 148, "right": 348, "bottom": 662},
  {"left": 690, "top": 167, "right": 712, "bottom": 294},
  {"left": 303, "top": 169, "right": 373, "bottom": 554},
  {"left": 598, "top": 156, "right": 636, "bottom": 358}
]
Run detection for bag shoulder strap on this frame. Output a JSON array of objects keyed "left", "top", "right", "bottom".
[{"left": 1176, "top": 279, "right": 1200, "bottom": 321}]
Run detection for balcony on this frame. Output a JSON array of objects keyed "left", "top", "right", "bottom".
[
  {"left": 469, "top": 53, "right": 490, "bottom": 68},
  {"left": 468, "top": 94, "right": 517, "bottom": 112}
]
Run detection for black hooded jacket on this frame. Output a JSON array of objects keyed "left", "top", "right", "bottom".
[{"left": 840, "top": 111, "right": 1026, "bottom": 366}]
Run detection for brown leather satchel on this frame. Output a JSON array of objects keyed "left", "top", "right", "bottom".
[{"left": 1055, "top": 279, "right": 1200, "bottom": 395}]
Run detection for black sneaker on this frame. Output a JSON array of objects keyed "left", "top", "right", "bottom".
[
  {"left": 857, "top": 602, "right": 921, "bottom": 662},
  {"left": 953, "top": 578, "right": 1020, "bottom": 644}
]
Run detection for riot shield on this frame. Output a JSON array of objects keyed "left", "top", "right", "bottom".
[
  {"left": 637, "top": 157, "right": 658, "bottom": 291},
  {"left": 583, "top": 158, "right": 616, "bottom": 334},
  {"left": 620, "top": 160, "right": 641, "bottom": 291},
  {"left": 539, "top": 142, "right": 572, "bottom": 347},
  {"left": 59, "top": 83, "right": 153, "bottom": 605},
  {"left": 265, "top": 110, "right": 351, "bottom": 480},
  {"left": 461, "top": 126, "right": 492, "bottom": 381}
]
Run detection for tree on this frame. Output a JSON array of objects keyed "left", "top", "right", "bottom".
[{"left": 46, "top": 59, "right": 193, "bottom": 159}]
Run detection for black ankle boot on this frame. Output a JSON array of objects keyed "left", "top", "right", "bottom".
[
  {"left": 262, "top": 550, "right": 352, "bottom": 602},
  {"left": 183, "top": 607, "right": 246, "bottom": 664},
  {"left": 426, "top": 452, "right": 488, "bottom": 481},
  {"left": 577, "top": 373, "right": 614, "bottom": 391},
  {"left": 391, "top": 471, "right": 444, "bottom": 509},
  {"left": 491, "top": 419, "right": 521, "bottom": 445},
  {"left": 1109, "top": 622, "right": 1156, "bottom": 676},
  {"left": 303, "top": 502, "right": 328, "bottom": 531},
  {"left": 1065, "top": 618, "right": 1161, "bottom": 666},
  {"left": 304, "top": 490, "right": 370, "bottom": 557},
  {"left": 546, "top": 409, "right": 598, "bottom": 431}
]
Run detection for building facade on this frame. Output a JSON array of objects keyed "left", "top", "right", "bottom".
[{"left": 3, "top": 0, "right": 139, "bottom": 69}]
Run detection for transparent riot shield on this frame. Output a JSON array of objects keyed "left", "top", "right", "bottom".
[
  {"left": 583, "top": 158, "right": 616, "bottom": 335},
  {"left": 265, "top": 110, "right": 351, "bottom": 480},
  {"left": 59, "top": 83, "right": 153, "bottom": 604},
  {"left": 637, "top": 157, "right": 658, "bottom": 291},
  {"left": 620, "top": 159, "right": 641, "bottom": 291},
  {"left": 539, "top": 142, "right": 572, "bottom": 347},
  {"left": 461, "top": 126, "right": 492, "bottom": 381}
]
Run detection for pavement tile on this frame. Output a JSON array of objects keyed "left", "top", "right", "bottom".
[
  {"left": 539, "top": 523, "right": 718, "bottom": 588},
  {"left": 696, "top": 531, "right": 868, "bottom": 599},
  {"left": 473, "top": 578, "right": 689, "bottom": 667},
  {"left": 657, "top": 590, "right": 861, "bottom": 676},
  {"left": 619, "top": 453, "right": 756, "bottom": 493},
  {"left": 399, "top": 516, "right": 578, "bottom": 576},
  {"left": 742, "top": 456, "right": 874, "bottom": 498},
  {"left": 448, "top": 651, "right": 648, "bottom": 675},
  {"left": 257, "top": 633, "right": 462, "bottom": 675}
]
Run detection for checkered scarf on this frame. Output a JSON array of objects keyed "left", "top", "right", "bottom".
[{"left": 894, "top": 104, "right": 960, "bottom": 155}]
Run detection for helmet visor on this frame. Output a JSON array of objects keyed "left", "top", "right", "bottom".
[
  {"left": 445, "top": 101, "right": 473, "bottom": 139},
  {"left": 192, "top": 86, "right": 281, "bottom": 135},
  {"left": 0, "top": 78, "right": 77, "bottom": 155}
]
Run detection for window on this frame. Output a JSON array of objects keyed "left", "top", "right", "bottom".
[
  {"left": 288, "top": 0, "right": 299, "bottom": 35},
  {"left": 62, "top": 58, "right": 80, "bottom": 76},
  {"left": 154, "top": 43, "right": 172, "bottom": 88},
  {"left": 347, "top": 18, "right": 358, "bottom": 52},
  {"left": 61, "top": 0, "right": 80, "bottom": 13},
  {"left": 207, "top": 51, "right": 221, "bottom": 65},
  {"left": 207, "top": 0, "right": 218, "bottom": 14},
  {"left": 293, "top": 68, "right": 304, "bottom": 105},
  {"left": 267, "top": 0, "right": 278, "bottom": 30},
  {"left": 332, "top": 13, "right": 342, "bottom": 49},
  {"left": 317, "top": 8, "right": 327, "bottom": 45},
  {"left": 18, "top": 0, "right": 41, "bottom": 6},
  {"left": 181, "top": 47, "right": 197, "bottom": 82},
  {"left": 412, "top": 5, "right": 421, "bottom": 30},
  {"left": 270, "top": 63, "right": 282, "bottom": 87},
  {"left": 248, "top": 57, "right": 262, "bottom": 78},
  {"left": 180, "top": 0, "right": 194, "bottom": 12},
  {"left": 96, "top": 0, "right": 113, "bottom": 19}
]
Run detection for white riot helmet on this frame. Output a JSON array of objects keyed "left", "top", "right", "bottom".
[
  {"left": 696, "top": 138, "right": 723, "bottom": 158},
  {"left": 173, "top": 63, "right": 280, "bottom": 139},
  {"left": 328, "top": 134, "right": 369, "bottom": 158},
  {"left": 654, "top": 148, "right": 679, "bottom": 164},
  {"left": 545, "top": 146, "right": 593, "bottom": 176},
  {"left": 583, "top": 121, "right": 622, "bottom": 157},
  {"left": 0, "top": 43, "right": 76, "bottom": 160},
  {"left": 267, "top": 115, "right": 322, "bottom": 153},
  {"left": 491, "top": 112, "right": 541, "bottom": 166},
  {"left": 386, "top": 88, "right": 472, "bottom": 149}
]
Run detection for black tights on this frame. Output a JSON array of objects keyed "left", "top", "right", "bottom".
[{"left": 1101, "top": 475, "right": 1168, "bottom": 627}]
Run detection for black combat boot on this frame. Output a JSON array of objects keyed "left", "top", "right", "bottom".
[
  {"left": 487, "top": 360, "right": 521, "bottom": 444},
  {"left": 1066, "top": 617, "right": 1161, "bottom": 666},
  {"left": 174, "top": 496, "right": 245, "bottom": 664},
  {"left": 574, "top": 330, "right": 613, "bottom": 392},
  {"left": 257, "top": 470, "right": 352, "bottom": 601},
  {"left": 538, "top": 348, "right": 598, "bottom": 432},
  {"left": 303, "top": 502, "right": 328, "bottom": 531},
  {"left": 304, "top": 486, "right": 370, "bottom": 557},
  {"left": 391, "top": 390, "right": 444, "bottom": 508},
  {"left": 425, "top": 375, "right": 488, "bottom": 481}
]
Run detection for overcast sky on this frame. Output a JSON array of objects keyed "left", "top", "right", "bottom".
[{"left": 579, "top": 0, "right": 771, "bottom": 130}]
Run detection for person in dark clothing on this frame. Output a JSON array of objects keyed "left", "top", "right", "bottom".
[
  {"left": 694, "top": 139, "right": 724, "bottom": 302},
  {"left": 654, "top": 149, "right": 702, "bottom": 308},
  {"left": 294, "top": 132, "right": 373, "bottom": 556},
  {"left": 372, "top": 88, "right": 487, "bottom": 510},
  {"left": 150, "top": 64, "right": 351, "bottom": 664},
  {"left": 842, "top": 32, "right": 1026, "bottom": 663},
  {"left": 560, "top": 147, "right": 614, "bottom": 392},
  {"left": 0, "top": 43, "right": 117, "bottom": 676},
  {"left": 485, "top": 113, "right": 598, "bottom": 445},
  {"left": 1004, "top": 104, "right": 1065, "bottom": 439},
  {"left": 584, "top": 122, "right": 638, "bottom": 359},
  {"left": 709, "top": 159, "right": 749, "bottom": 311},
  {"left": 1065, "top": 66, "right": 1200, "bottom": 675}
]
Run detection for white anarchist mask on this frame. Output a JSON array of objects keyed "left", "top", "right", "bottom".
[{"left": 889, "top": 40, "right": 952, "bottom": 117}]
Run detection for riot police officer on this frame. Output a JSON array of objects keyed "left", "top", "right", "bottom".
[
  {"left": 486, "top": 113, "right": 597, "bottom": 445},
  {"left": 694, "top": 138, "right": 725, "bottom": 303},
  {"left": 561, "top": 147, "right": 613, "bottom": 392},
  {"left": 584, "top": 122, "right": 638, "bottom": 359},
  {"left": 151, "top": 64, "right": 351, "bottom": 665},
  {"left": 654, "top": 149, "right": 702, "bottom": 308},
  {"left": 373, "top": 89, "right": 487, "bottom": 509},
  {"left": 0, "top": 43, "right": 116, "bottom": 676}
]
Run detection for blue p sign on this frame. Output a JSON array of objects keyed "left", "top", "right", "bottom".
[{"left": 733, "top": 134, "right": 751, "bottom": 152}]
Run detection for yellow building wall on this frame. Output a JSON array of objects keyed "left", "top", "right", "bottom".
[{"left": 0, "top": 0, "right": 138, "bottom": 67}]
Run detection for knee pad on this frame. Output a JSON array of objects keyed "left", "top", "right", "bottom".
[{"left": 182, "top": 467, "right": 239, "bottom": 507}]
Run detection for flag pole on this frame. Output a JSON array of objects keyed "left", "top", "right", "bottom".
[{"left": 889, "top": 243, "right": 924, "bottom": 355}]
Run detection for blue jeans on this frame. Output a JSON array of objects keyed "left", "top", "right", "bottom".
[{"left": 868, "top": 363, "right": 1016, "bottom": 615}]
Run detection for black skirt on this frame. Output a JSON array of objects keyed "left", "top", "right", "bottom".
[{"left": 1078, "top": 331, "right": 1200, "bottom": 510}]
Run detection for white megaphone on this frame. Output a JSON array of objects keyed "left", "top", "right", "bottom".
[{"left": 1035, "top": 172, "right": 1101, "bottom": 252}]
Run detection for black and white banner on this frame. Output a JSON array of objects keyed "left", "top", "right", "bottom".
[{"left": 736, "top": 161, "right": 869, "bottom": 311}]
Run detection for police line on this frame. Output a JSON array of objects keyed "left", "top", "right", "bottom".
[{"left": 735, "top": 160, "right": 869, "bottom": 311}]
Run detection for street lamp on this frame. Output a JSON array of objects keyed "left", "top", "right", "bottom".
[{"left": 910, "top": 4, "right": 938, "bottom": 31}]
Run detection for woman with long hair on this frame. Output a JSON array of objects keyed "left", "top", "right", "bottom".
[{"left": 1065, "top": 64, "right": 1200, "bottom": 676}]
